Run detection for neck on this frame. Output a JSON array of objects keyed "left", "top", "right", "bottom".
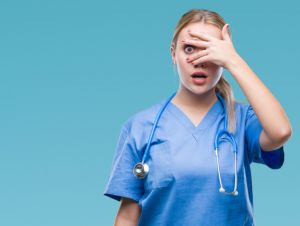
[{"left": 171, "top": 86, "right": 218, "bottom": 110}]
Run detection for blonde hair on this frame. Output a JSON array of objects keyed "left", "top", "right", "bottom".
[{"left": 170, "top": 9, "right": 236, "bottom": 133}]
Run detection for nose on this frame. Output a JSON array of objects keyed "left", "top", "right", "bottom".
[{"left": 195, "top": 62, "right": 207, "bottom": 68}]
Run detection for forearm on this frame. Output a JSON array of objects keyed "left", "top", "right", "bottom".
[
  {"left": 114, "top": 217, "right": 138, "bottom": 226},
  {"left": 114, "top": 198, "right": 141, "bottom": 226},
  {"left": 226, "top": 54, "right": 292, "bottom": 141}
]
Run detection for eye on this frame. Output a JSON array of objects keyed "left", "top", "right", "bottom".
[{"left": 183, "top": 44, "right": 195, "bottom": 54}]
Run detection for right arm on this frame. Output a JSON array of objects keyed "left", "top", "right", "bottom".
[{"left": 114, "top": 197, "right": 141, "bottom": 226}]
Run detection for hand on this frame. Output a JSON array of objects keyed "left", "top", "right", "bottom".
[{"left": 182, "top": 24, "right": 240, "bottom": 69}]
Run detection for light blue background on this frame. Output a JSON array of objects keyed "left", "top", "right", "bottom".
[{"left": 0, "top": 0, "right": 298, "bottom": 225}]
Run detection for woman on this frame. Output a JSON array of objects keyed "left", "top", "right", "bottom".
[{"left": 103, "top": 9, "right": 292, "bottom": 226}]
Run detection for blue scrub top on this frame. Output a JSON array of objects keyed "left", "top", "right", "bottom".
[{"left": 103, "top": 95, "right": 284, "bottom": 226}]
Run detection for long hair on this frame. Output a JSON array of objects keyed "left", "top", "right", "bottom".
[{"left": 170, "top": 9, "right": 236, "bottom": 133}]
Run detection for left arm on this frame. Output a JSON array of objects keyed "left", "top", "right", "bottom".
[
  {"left": 185, "top": 25, "right": 292, "bottom": 151},
  {"left": 226, "top": 55, "right": 292, "bottom": 151}
]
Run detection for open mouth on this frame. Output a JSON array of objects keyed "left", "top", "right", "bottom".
[
  {"left": 190, "top": 72, "right": 208, "bottom": 85},
  {"left": 191, "top": 72, "right": 207, "bottom": 78}
]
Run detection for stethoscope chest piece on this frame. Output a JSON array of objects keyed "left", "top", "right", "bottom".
[
  {"left": 133, "top": 162, "right": 149, "bottom": 178},
  {"left": 132, "top": 91, "right": 239, "bottom": 196}
]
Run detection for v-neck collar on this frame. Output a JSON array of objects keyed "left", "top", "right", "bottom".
[{"left": 166, "top": 97, "right": 223, "bottom": 141}]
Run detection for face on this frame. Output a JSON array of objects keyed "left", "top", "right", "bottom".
[{"left": 171, "top": 22, "right": 224, "bottom": 95}]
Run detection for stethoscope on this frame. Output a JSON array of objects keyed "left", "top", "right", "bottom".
[{"left": 133, "top": 91, "right": 239, "bottom": 196}]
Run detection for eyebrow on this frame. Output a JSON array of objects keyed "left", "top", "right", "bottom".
[{"left": 181, "top": 43, "right": 196, "bottom": 47}]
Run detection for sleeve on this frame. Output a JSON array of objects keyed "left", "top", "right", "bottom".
[
  {"left": 103, "top": 124, "right": 145, "bottom": 202},
  {"left": 245, "top": 105, "right": 284, "bottom": 169}
]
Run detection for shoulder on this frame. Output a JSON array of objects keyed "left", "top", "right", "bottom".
[
  {"left": 233, "top": 100, "right": 252, "bottom": 113},
  {"left": 121, "top": 98, "right": 166, "bottom": 133},
  {"left": 233, "top": 100, "right": 256, "bottom": 125}
]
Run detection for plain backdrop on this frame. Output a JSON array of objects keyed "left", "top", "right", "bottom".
[{"left": 0, "top": 0, "right": 299, "bottom": 225}]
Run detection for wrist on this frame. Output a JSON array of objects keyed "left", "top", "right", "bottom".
[{"left": 226, "top": 53, "right": 244, "bottom": 71}]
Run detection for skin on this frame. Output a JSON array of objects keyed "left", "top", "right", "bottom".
[
  {"left": 114, "top": 21, "right": 293, "bottom": 226},
  {"left": 171, "top": 21, "right": 292, "bottom": 151},
  {"left": 114, "top": 197, "right": 141, "bottom": 226},
  {"left": 170, "top": 22, "right": 232, "bottom": 126}
]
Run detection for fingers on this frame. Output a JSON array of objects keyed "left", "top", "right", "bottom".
[
  {"left": 181, "top": 38, "right": 210, "bottom": 49},
  {"left": 187, "top": 30, "right": 213, "bottom": 41},
  {"left": 187, "top": 49, "right": 209, "bottom": 65}
]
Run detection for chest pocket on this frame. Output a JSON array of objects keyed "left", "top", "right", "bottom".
[{"left": 143, "top": 139, "right": 175, "bottom": 190}]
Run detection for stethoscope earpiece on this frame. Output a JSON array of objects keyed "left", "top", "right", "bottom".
[
  {"left": 132, "top": 91, "right": 239, "bottom": 196},
  {"left": 233, "top": 191, "right": 238, "bottom": 196},
  {"left": 219, "top": 187, "right": 239, "bottom": 196}
]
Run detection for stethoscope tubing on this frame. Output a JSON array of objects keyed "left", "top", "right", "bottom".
[
  {"left": 141, "top": 92, "right": 177, "bottom": 164},
  {"left": 133, "top": 91, "right": 239, "bottom": 196}
]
